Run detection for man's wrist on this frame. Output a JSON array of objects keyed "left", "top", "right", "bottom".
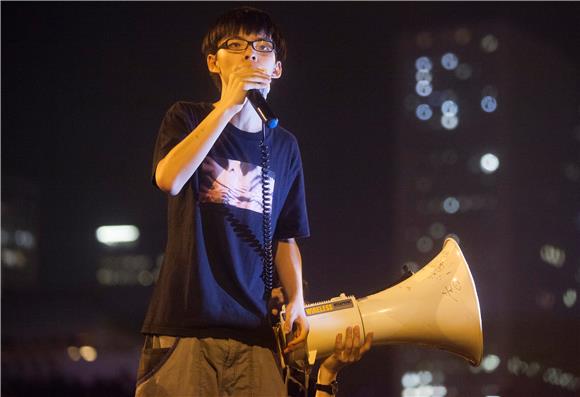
[{"left": 317, "top": 366, "right": 338, "bottom": 385}]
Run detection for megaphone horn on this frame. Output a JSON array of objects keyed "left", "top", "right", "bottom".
[{"left": 280, "top": 238, "right": 483, "bottom": 367}]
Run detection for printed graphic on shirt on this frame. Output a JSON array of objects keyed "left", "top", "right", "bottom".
[{"left": 200, "top": 156, "right": 275, "bottom": 214}]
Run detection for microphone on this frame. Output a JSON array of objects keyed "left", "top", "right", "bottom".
[{"left": 247, "top": 89, "right": 279, "bottom": 128}]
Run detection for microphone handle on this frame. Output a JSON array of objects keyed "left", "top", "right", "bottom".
[{"left": 247, "top": 89, "right": 279, "bottom": 128}]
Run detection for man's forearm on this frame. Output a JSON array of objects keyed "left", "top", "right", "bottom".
[
  {"left": 274, "top": 238, "right": 304, "bottom": 304},
  {"left": 155, "top": 104, "right": 237, "bottom": 195}
]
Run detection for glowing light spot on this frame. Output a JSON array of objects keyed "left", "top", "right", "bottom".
[
  {"left": 415, "top": 70, "right": 432, "bottom": 83},
  {"left": 429, "top": 222, "right": 446, "bottom": 239},
  {"left": 454, "top": 28, "right": 471, "bottom": 45},
  {"left": 415, "top": 56, "right": 433, "bottom": 72},
  {"left": 416, "top": 32, "right": 434, "bottom": 49},
  {"left": 416, "top": 80, "right": 433, "bottom": 97},
  {"left": 480, "top": 153, "right": 500, "bottom": 174},
  {"left": 455, "top": 63, "right": 472, "bottom": 80},
  {"left": 540, "top": 244, "right": 566, "bottom": 267},
  {"left": 482, "top": 354, "right": 501, "bottom": 373},
  {"left": 417, "top": 236, "right": 434, "bottom": 253},
  {"left": 416, "top": 104, "right": 433, "bottom": 120},
  {"left": 443, "top": 197, "right": 460, "bottom": 214},
  {"left": 536, "top": 291, "right": 556, "bottom": 310},
  {"left": 481, "top": 34, "right": 499, "bottom": 53},
  {"left": 79, "top": 345, "right": 98, "bottom": 362},
  {"left": 67, "top": 346, "right": 81, "bottom": 362},
  {"left": 441, "top": 52, "right": 459, "bottom": 70},
  {"left": 441, "top": 100, "right": 458, "bottom": 116},
  {"left": 419, "top": 371, "right": 433, "bottom": 385},
  {"left": 402, "top": 372, "right": 421, "bottom": 388},
  {"left": 96, "top": 268, "right": 113, "bottom": 285},
  {"left": 481, "top": 96, "right": 498, "bottom": 112},
  {"left": 563, "top": 289, "right": 577, "bottom": 308},
  {"left": 1, "top": 249, "right": 26, "bottom": 268},
  {"left": 96, "top": 225, "right": 140, "bottom": 246},
  {"left": 138, "top": 270, "right": 155, "bottom": 286},
  {"left": 14, "top": 230, "right": 35, "bottom": 249},
  {"left": 441, "top": 115, "right": 459, "bottom": 130}
]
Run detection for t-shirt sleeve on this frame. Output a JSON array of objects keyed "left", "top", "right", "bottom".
[
  {"left": 151, "top": 102, "right": 197, "bottom": 188},
  {"left": 275, "top": 141, "right": 310, "bottom": 240}
]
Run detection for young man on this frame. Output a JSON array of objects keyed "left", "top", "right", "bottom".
[{"left": 135, "top": 7, "right": 310, "bottom": 397}]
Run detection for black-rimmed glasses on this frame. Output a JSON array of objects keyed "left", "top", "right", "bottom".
[{"left": 217, "top": 38, "right": 275, "bottom": 53}]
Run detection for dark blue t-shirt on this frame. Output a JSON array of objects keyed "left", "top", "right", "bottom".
[{"left": 142, "top": 102, "right": 310, "bottom": 347}]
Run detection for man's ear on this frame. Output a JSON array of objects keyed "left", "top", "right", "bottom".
[
  {"left": 207, "top": 54, "right": 220, "bottom": 73},
  {"left": 272, "top": 61, "right": 283, "bottom": 79}
]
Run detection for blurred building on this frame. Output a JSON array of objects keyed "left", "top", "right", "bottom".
[{"left": 386, "top": 20, "right": 579, "bottom": 397}]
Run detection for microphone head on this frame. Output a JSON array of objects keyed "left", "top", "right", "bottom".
[{"left": 267, "top": 118, "right": 279, "bottom": 128}]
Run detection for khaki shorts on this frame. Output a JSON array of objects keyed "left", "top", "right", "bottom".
[{"left": 135, "top": 335, "right": 287, "bottom": 397}]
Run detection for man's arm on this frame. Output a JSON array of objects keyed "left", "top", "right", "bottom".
[
  {"left": 155, "top": 65, "right": 272, "bottom": 195},
  {"left": 155, "top": 104, "right": 237, "bottom": 195},
  {"left": 274, "top": 238, "right": 309, "bottom": 353}
]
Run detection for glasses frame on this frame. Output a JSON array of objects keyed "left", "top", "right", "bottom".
[{"left": 217, "top": 37, "right": 276, "bottom": 54}]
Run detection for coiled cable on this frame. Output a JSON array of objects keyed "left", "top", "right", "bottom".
[{"left": 260, "top": 124, "right": 274, "bottom": 299}]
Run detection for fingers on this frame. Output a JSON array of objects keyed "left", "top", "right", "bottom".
[
  {"left": 284, "top": 315, "right": 309, "bottom": 353},
  {"left": 360, "top": 332, "right": 374, "bottom": 355},
  {"left": 343, "top": 326, "right": 353, "bottom": 360},
  {"left": 230, "top": 65, "right": 272, "bottom": 89}
]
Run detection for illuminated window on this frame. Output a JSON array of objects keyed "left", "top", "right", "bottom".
[
  {"left": 441, "top": 52, "right": 459, "bottom": 70},
  {"left": 480, "top": 153, "right": 500, "bottom": 174},
  {"left": 481, "top": 96, "right": 498, "bottom": 112},
  {"left": 415, "top": 56, "right": 433, "bottom": 72},
  {"left": 441, "top": 115, "right": 459, "bottom": 130},
  {"left": 481, "top": 34, "right": 499, "bottom": 53},
  {"left": 416, "top": 80, "right": 433, "bottom": 97},
  {"left": 96, "top": 225, "right": 140, "bottom": 246},
  {"left": 416, "top": 104, "right": 433, "bottom": 121}
]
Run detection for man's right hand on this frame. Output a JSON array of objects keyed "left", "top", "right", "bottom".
[{"left": 217, "top": 64, "right": 272, "bottom": 113}]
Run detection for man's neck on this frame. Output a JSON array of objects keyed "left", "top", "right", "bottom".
[{"left": 230, "top": 102, "right": 262, "bottom": 133}]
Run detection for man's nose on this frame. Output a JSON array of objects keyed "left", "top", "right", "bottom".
[{"left": 244, "top": 46, "right": 258, "bottom": 61}]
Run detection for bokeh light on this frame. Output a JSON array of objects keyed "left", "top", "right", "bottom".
[
  {"left": 415, "top": 70, "right": 432, "bottom": 83},
  {"left": 443, "top": 197, "right": 460, "bottom": 214},
  {"left": 416, "top": 236, "right": 434, "bottom": 253},
  {"left": 454, "top": 28, "right": 471, "bottom": 45},
  {"left": 79, "top": 345, "right": 98, "bottom": 362},
  {"left": 441, "top": 114, "right": 459, "bottom": 130},
  {"left": 441, "top": 52, "right": 459, "bottom": 70},
  {"left": 96, "top": 225, "right": 140, "bottom": 246},
  {"left": 481, "top": 96, "right": 498, "bottom": 112},
  {"left": 563, "top": 289, "right": 577, "bottom": 308},
  {"left": 540, "top": 244, "right": 566, "bottom": 267},
  {"left": 480, "top": 153, "right": 500, "bottom": 174},
  {"left": 416, "top": 80, "right": 433, "bottom": 97},
  {"left": 481, "top": 34, "right": 499, "bottom": 53},
  {"left": 415, "top": 56, "right": 433, "bottom": 72},
  {"left": 416, "top": 104, "right": 433, "bottom": 120},
  {"left": 455, "top": 63, "right": 472, "bottom": 80},
  {"left": 441, "top": 100, "right": 458, "bottom": 116}
]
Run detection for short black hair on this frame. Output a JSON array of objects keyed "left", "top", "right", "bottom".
[{"left": 201, "top": 6, "right": 287, "bottom": 90}]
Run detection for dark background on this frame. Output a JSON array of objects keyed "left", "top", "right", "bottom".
[{"left": 2, "top": 2, "right": 579, "bottom": 396}]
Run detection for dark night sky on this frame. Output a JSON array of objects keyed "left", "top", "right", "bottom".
[
  {"left": 2, "top": 2, "right": 580, "bottom": 395},
  {"left": 3, "top": 2, "right": 578, "bottom": 290}
]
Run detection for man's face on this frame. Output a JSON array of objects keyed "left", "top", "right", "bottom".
[{"left": 207, "top": 30, "right": 282, "bottom": 93}]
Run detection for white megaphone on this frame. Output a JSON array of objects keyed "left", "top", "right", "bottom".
[{"left": 277, "top": 238, "right": 483, "bottom": 367}]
